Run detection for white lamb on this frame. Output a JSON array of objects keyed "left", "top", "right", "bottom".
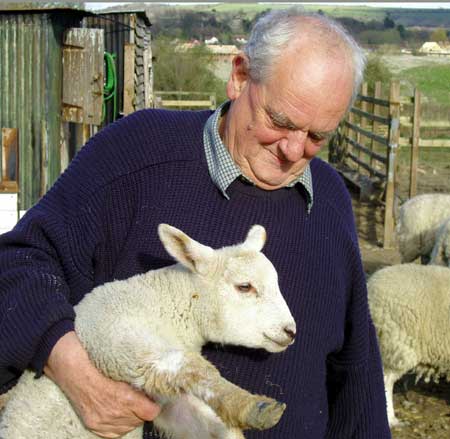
[
  {"left": 0, "top": 224, "right": 296, "bottom": 439},
  {"left": 429, "top": 217, "right": 450, "bottom": 267},
  {"left": 367, "top": 263, "right": 450, "bottom": 427},
  {"left": 396, "top": 193, "right": 450, "bottom": 263}
]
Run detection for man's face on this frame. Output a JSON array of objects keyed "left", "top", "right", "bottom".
[{"left": 222, "top": 46, "right": 354, "bottom": 190}]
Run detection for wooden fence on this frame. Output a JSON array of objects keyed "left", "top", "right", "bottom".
[
  {"left": 330, "top": 81, "right": 400, "bottom": 248},
  {"left": 330, "top": 81, "right": 450, "bottom": 249},
  {"left": 398, "top": 92, "right": 450, "bottom": 198},
  {"left": 154, "top": 91, "right": 216, "bottom": 110}
]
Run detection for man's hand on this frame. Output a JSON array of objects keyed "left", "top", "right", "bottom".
[{"left": 44, "top": 331, "right": 160, "bottom": 438}]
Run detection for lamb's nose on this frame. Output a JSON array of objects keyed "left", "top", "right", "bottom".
[{"left": 284, "top": 326, "right": 296, "bottom": 341}]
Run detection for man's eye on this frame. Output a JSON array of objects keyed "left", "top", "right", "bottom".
[
  {"left": 309, "top": 133, "right": 326, "bottom": 142},
  {"left": 270, "top": 118, "right": 285, "bottom": 129}
]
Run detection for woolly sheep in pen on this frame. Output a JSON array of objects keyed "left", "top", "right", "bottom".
[
  {"left": 429, "top": 217, "right": 450, "bottom": 267},
  {"left": 367, "top": 263, "right": 450, "bottom": 427},
  {"left": 0, "top": 224, "right": 296, "bottom": 439},
  {"left": 396, "top": 193, "right": 450, "bottom": 263}
]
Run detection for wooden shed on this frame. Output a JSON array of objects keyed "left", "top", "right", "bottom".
[
  {"left": 0, "top": 4, "right": 153, "bottom": 228},
  {"left": 83, "top": 8, "right": 154, "bottom": 124}
]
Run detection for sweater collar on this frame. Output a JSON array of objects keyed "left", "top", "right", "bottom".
[{"left": 203, "top": 101, "right": 313, "bottom": 213}]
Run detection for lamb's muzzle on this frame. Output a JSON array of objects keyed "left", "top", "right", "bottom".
[{"left": 284, "top": 325, "right": 296, "bottom": 341}]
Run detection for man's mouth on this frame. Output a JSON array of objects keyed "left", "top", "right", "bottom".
[{"left": 268, "top": 149, "right": 289, "bottom": 165}]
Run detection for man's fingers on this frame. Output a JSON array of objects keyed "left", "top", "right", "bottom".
[
  {"left": 128, "top": 389, "right": 161, "bottom": 421},
  {"left": 91, "top": 431, "right": 121, "bottom": 439}
]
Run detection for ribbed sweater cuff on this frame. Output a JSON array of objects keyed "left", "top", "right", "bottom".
[{"left": 30, "top": 319, "right": 75, "bottom": 377}]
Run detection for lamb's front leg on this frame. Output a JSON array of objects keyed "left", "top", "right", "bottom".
[{"left": 139, "top": 350, "right": 285, "bottom": 432}]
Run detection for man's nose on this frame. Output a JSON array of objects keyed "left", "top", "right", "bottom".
[{"left": 278, "top": 130, "right": 307, "bottom": 162}]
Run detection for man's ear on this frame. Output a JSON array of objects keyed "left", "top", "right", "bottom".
[{"left": 226, "top": 53, "right": 250, "bottom": 101}]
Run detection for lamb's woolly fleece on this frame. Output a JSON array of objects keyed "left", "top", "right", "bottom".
[
  {"left": 429, "top": 217, "right": 450, "bottom": 267},
  {"left": 396, "top": 193, "right": 450, "bottom": 262},
  {"left": 369, "top": 263, "right": 450, "bottom": 381},
  {"left": 0, "top": 225, "right": 294, "bottom": 439}
]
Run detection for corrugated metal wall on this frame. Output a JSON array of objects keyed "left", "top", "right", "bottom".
[
  {"left": 0, "top": 11, "right": 84, "bottom": 210},
  {"left": 1, "top": 13, "right": 66, "bottom": 210},
  {"left": 0, "top": 12, "right": 48, "bottom": 210},
  {"left": 0, "top": 10, "right": 150, "bottom": 211}
]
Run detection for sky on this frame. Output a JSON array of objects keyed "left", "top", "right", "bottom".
[{"left": 84, "top": 2, "right": 450, "bottom": 10}]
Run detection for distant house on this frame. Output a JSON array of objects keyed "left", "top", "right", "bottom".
[
  {"left": 205, "top": 36, "right": 219, "bottom": 45},
  {"left": 419, "top": 41, "right": 450, "bottom": 56},
  {"left": 235, "top": 36, "right": 248, "bottom": 45},
  {"left": 206, "top": 44, "right": 240, "bottom": 80},
  {"left": 177, "top": 40, "right": 201, "bottom": 51},
  {"left": 419, "top": 41, "right": 443, "bottom": 53},
  {"left": 206, "top": 44, "right": 240, "bottom": 57}
]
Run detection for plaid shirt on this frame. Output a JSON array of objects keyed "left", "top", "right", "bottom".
[{"left": 203, "top": 101, "right": 313, "bottom": 213}]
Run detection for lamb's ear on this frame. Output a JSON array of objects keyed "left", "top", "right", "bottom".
[
  {"left": 243, "top": 225, "right": 266, "bottom": 252},
  {"left": 158, "top": 224, "right": 215, "bottom": 274}
]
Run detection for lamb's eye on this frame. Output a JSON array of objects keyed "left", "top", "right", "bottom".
[{"left": 235, "top": 283, "right": 256, "bottom": 294}]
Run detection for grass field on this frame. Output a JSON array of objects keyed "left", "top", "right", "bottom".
[{"left": 399, "top": 64, "right": 450, "bottom": 105}]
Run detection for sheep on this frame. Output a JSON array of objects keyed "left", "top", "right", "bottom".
[
  {"left": 429, "top": 217, "right": 450, "bottom": 267},
  {"left": 367, "top": 263, "right": 450, "bottom": 427},
  {"left": 0, "top": 224, "right": 296, "bottom": 439},
  {"left": 396, "top": 193, "right": 450, "bottom": 263}
]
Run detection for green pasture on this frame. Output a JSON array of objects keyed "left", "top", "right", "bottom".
[{"left": 398, "top": 64, "right": 450, "bottom": 105}]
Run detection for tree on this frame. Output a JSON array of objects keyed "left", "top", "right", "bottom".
[
  {"left": 153, "top": 37, "right": 228, "bottom": 105},
  {"left": 363, "top": 55, "right": 393, "bottom": 94},
  {"left": 383, "top": 13, "right": 395, "bottom": 29},
  {"left": 397, "top": 24, "right": 407, "bottom": 40},
  {"left": 358, "top": 29, "right": 402, "bottom": 46},
  {"left": 430, "top": 28, "right": 448, "bottom": 42}
]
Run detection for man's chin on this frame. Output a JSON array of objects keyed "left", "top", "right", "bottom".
[{"left": 253, "top": 172, "right": 297, "bottom": 190}]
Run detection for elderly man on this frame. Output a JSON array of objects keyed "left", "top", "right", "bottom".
[{"left": 0, "top": 8, "right": 390, "bottom": 439}]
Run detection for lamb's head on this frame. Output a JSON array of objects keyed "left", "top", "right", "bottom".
[{"left": 158, "top": 224, "right": 296, "bottom": 353}]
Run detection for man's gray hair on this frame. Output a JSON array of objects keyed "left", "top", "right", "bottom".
[{"left": 243, "top": 7, "right": 366, "bottom": 105}]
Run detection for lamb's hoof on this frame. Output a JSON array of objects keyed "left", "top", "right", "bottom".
[{"left": 246, "top": 399, "right": 286, "bottom": 430}]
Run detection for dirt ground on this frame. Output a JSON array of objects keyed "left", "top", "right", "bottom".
[{"left": 353, "top": 194, "right": 450, "bottom": 439}]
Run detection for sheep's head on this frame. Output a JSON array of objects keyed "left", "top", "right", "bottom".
[{"left": 158, "top": 224, "right": 296, "bottom": 353}]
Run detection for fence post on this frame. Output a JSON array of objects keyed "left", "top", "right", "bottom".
[
  {"left": 348, "top": 110, "right": 355, "bottom": 167},
  {"left": 209, "top": 94, "right": 216, "bottom": 110},
  {"left": 409, "top": 88, "right": 421, "bottom": 198},
  {"left": 384, "top": 81, "right": 400, "bottom": 249},
  {"left": 370, "top": 81, "right": 382, "bottom": 169},
  {"left": 357, "top": 82, "right": 368, "bottom": 172}
]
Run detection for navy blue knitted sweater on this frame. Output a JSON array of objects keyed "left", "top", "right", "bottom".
[{"left": 0, "top": 109, "right": 390, "bottom": 438}]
